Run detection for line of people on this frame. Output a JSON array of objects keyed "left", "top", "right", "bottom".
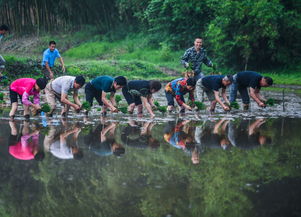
[{"left": 2, "top": 32, "right": 274, "bottom": 119}]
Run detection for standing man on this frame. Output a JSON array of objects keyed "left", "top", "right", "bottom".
[
  {"left": 229, "top": 71, "right": 273, "bottom": 110},
  {"left": 42, "top": 41, "right": 65, "bottom": 80},
  {"left": 45, "top": 75, "right": 85, "bottom": 117},
  {"left": 85, "top": 75, "right": 127, "bottom": 115},
  {"left": 0, "top": 24, "right": 9, "bottom": 80},
  {"left": 196, "top": 75, "right": 233, "bottom": 112},
  {"left": 181, "top": 37, "right": 214, "bottom": 80}
]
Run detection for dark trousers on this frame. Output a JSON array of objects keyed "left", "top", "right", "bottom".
[
  {"left": 165, "top": 91, "right": 184, "bottom": 106},
  {"left": 122, "top": 87, "right": 142, "bottom": 106},
  {"left": 229, "top": 82, "right": 250, "bottom": 104},
  {"left": 9, "top": 89, "right": 22, "bottom": 104},
  {"left": 85, "top": 82, "right": 103, "bottom": 106}
]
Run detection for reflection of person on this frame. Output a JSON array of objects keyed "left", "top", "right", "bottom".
[
  {"left": 181, "top": 37, "right": 214, "bottom": 80},
  {"left": 45, "top": 75, "right": 85, "bottom": 117},
  {"left": 45, "top": 125, "right": 83, "bottom": 160},
  {"left": 164, "top": 120, "right": 195, "bottom": 150},
  {"left": 229, "top": 71, "right": 273, "bottom": 110},
  {"left": 121, "top": 121, "right": 160, "bottom": 149},
  {"left": 42, "top": 41, "right": 65, "bottom": 80},
  {"left": 228, "top": 119, "right": 271, "bottom": 149},
  {"left": 8, "top": 121, "right": 44, "bottom": 161},
  {"left": 200, "top": 119, "right": 231, "bottom": 150},
  {"left": 9, "top": 78, "right": 47, "bottom": 120},
  {"left": 84, "top": 122, "right": 125, "bottom": 157},
  {"left": 196, "top": 75, "right": 233, "bottom": 112},
  {"left": 85, "top": 75, "right": 127, "bottom": 115},
  {"left": 164, "top": 120, "right": 199, "bottom": 164},
  {"left": 122, "top": 80, "right": 161, "bottom": 118},
  {"left": 165, "top": 77, "right": 196, "bottom": 113}
]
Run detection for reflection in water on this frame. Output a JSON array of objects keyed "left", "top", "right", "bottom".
[
  {"left": 121, "top": 121, "right": 160, "bottom": 149},
  {"left": 0, "top": 117, "right": 300, "bottom": 217},
  {"left": 8, "top": 120, "right": 44, "bottom": 161},
  {"left": 84, "top": 122, "right": 125, "bottom": 157},
  {"left": 44, "top": 124, "right": 83, "bottom": 160}
]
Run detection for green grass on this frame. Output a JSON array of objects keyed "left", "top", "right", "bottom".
[
  {"left": 263, "top": 73, "right": 301, "bottom": 86},
  {"left": 2, "top": 32, "right": 301, "bottom": 84}
]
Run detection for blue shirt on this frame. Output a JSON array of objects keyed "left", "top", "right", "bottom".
[
  {"left": 202, "top": 75, "right": 225, "bottom": 91},
  {"left": 91, "top": 76, "right": 115, "bottom": 92},
  {"left": 42, "top": 48, "right": 61, "bottom": 67},
  {"left": 236, "top": 71, "right": 262, "bottom": 89}
]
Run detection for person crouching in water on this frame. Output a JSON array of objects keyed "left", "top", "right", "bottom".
[
  {"left": 85, "top": 75, "right": 127, "bottom": 115},
  {"left": 9, "top": 78, "right": 47, "bottom": 120},
  {"left": 196, "top": 75, "right": 233, "bottom": 112},
  {"left": 122, "top": 80, "right": 162, "bottom": 118},
  {"left": 45, "top": 75, "right": 86, "bottom": 117},
  {"left": 165, "top": 77, "right": 196, "bottom": 113}
]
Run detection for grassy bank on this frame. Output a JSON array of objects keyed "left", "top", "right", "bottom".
[{"left": 1, "top": 33, "right": 300, "bottom": 83}]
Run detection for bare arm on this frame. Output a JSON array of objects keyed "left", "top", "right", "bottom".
[
  {"left": 61, "top": 93, "right": 80, "bottom": 110},
  {"left": 45, "top": 62, "right": 53, "bottom": 79},
  {"left": 101, "top": 92, "right": 117, "bottom": 111},
  {"left": 250, "top": 88, "right": 265, "bottom": 106},
  {"left": 73, "top": 91, "right": 81, "bottom": 107},
  {"left": 214, "top": 90, "right": 229, "bottom": 111},
  {"left": 141, "top": 96, "right": 155, "bottom": 117},
  {"left": 221, "top": 88, "right": 230, "bottom": 105},
  {"left": 254, "top": 89, "right": 266, "bottom": 102},
  {"left": 110, "top": 92, "right": 117, "bottom": 107},
  {"left": 59, "top": 57, "right": 65, "bottom": 73}
]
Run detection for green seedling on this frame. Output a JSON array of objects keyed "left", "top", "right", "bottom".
[
  {"left": 0, "top": 92, "right": 4, "bottom": 101},
  {"left": 230, "top": 101, "right": 240, "bottom": 109},
  {"left": 118, "top": 106, "right": 128, "bottom": 114},
  {"left": 194, "top": 101, "right": 206, "bottom": 110},
  {"left": 154, "top": 101, "right": 160, "bottom": 107},
  {"left": 1, "top": 79, "right": 8, "bottom": 86},
  {"left": 41, "top": 104, "right": 51, "bottom": 113},
  {"left": 157, "top": 105, "right": 167, "bottom": 113},
  {"left": 115, "top": 95, "right": 122, "bottom": 105},
  {"left": 82, "top": 101, "right": 91, "bottom": 111},
  {"left": 266, "top": 98, "right": 275, "bottom": 106}
]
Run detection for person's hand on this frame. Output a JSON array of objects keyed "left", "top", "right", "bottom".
[
  {"left": 150, "top": 113, "right": 155, "bottom": 119},
  {"left": 50, "top": 72, "right": 54, "bottom": 79},
  {"left": 111, "top": 107, "right": 119, "bottom": 113},
  {"left": 73, "top": 104, "right": 81, "bottom": 110},
  {"left": 61, "top": 65, "right": 66, "bottom": 73},
  {"left": 185, "top": 105, "right": 192, "bottom": 111},
  {"left": 32, "top": 104, "right": 41, "bottom": 110},
  {"left": 258, "top": 102, "right": 266, "bottom": 108},
  {"left": 223, "top": 105, "right": 230, "bottom": 111}
]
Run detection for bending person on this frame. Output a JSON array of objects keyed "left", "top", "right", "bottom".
[
  {"left": 229, "top": 71, "right": 273, "bottom": 110},
  {"left": 165, "top": 77, "right": 196, "bottom": 113},
  {"left": 122, "top": 80, "right": 161, "bottom": 118},
  {"left": 196, "top": 75, "right": 233, "bottom": 112},
  {"left": 85, "top": 75, "right": 127, "bottom": 115},
  {"left": 45, "top": 75, "right": 85, "bottom": 117},
  {"left": 9, "top": 78, "right": 47, "bottom": 120}
]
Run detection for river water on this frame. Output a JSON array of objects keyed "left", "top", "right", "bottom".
[{"left": 0, "top": 89, "right": 300, "bottom": 217}]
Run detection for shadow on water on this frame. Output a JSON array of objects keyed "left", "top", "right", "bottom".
[{"left": 0, "top": 116, "right": 301, "bottom": 217}]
